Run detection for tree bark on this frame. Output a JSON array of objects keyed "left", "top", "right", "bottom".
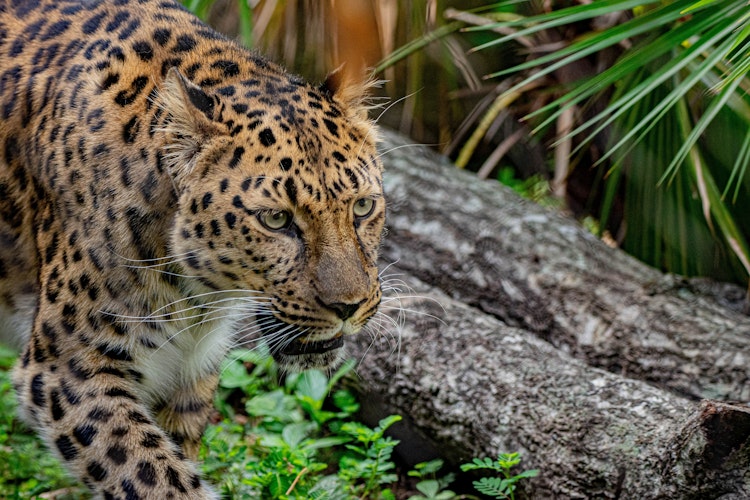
[
  {"left": 374, "top": 130, "right": 750, "bottom": 402},
  {"left": 350, "top": 281, "right": 750, "bottom": 498},
  {"left": 346, "top": 129, "right": 750, "bottom": 498}
]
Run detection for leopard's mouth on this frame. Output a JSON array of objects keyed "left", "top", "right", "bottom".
[
  {"left": 262, "top": 316, "right": 345, "bottom": 365},
  {"left": 279, "top": 333, "right": 344, "bottom": 356}
]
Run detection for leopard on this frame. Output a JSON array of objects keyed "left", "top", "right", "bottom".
[{"left": 0, "top": 0, "right": 386, "bottom": 498}]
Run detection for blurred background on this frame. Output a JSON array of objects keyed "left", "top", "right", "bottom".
[{"left": 185, "top": 0, "right": 750, "bottom": 288}]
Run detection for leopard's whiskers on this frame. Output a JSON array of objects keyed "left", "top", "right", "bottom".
[{"left": 102, "top": 295, "right": 267, "bottom": 324}]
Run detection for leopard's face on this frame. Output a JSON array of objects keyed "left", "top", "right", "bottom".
[{"left": 158, "top": 69, "right": 384, "bottom": 370}]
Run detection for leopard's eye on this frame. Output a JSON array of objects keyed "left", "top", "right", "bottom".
[
  {"left": 259, "top": 210, "right": 292, "bottom": 231},
  {"left": 353, "top": 198, "right": 375, "bottom": 218}
]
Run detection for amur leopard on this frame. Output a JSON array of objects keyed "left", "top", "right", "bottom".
[{"left": 0, "top": 0, "right": 385, "bottom": 497}]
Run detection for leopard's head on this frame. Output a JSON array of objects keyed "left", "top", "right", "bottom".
[{"left": 155, "top": 63, "right": 384, "bottom": 370}]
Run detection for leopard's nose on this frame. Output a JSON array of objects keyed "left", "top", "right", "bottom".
[{"left": 327, "top": 300, "right": 365, "bottom": 320}]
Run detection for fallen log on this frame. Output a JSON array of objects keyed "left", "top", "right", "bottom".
[
  {"left": 345, "top": 129, "right": 750, "bottom": 497},
  {"left": 349, "top": 278, "right": 750, "bottom": 498},
  {"left": 375, "top": 129, "right": 750, "bottom": 402}
]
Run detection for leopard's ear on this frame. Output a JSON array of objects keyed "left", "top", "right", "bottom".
[
  {"left": 319, "top": 65, "right": 375, "bottom": 122},
  {"left": 156, "top": 68, "right": 226, "bottom": 186}
]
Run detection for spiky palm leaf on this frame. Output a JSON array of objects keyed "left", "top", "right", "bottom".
[{"left": 467, "top": 0, "right": 750, "bottom": 283}]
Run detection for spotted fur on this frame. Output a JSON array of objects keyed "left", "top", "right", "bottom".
[{"left": 0, "top": 0, "right": 384, "bottom": 497}]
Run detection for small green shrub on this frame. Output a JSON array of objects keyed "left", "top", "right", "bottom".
[
  {"left": 461, "top": 452, "right": 539, "bottom": 500},
  {"left": 200, "top": 348, "right": 404, "bottom": 499},
  {"left": 407, "top": 459, "right": 457, "bottom": 500}
]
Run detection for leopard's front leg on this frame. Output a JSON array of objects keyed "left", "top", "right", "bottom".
[
  {"left": 155, "top": 374, "right": 220, "bottom": 460},
  {"left": 13, "top": 348, "right": 219, "bottom": 499},
  {"left": 12, "top": 266, "right": 221, "bottom": 500}
]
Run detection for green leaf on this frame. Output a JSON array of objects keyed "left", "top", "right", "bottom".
[
  {"left": 600, "top": 17, "right": 744, "bottom": 167},
  {"left": 332, "top": 389, "right": 360, "bottom": 415},
  {"left": 0, "top": 345, "right": 16, "bottom": 369},
  {"left": 466, "top": 0, "right": 750, "bottom": 284},
  {"left": 246, "top": 389, "right": 299, "bottom": 423},
  {"left": 236, "top": 0, "right": 253, "bottom": 48},
  {"left": 481, "top": 0, "right": 686, "bottom": 78},
  {"left": 379, "top": 488, "right": 397, "bottom": 500},
  {"left": 469, "top": 0, "right": 658, "bottom": 48},
  {"left": 473, "top": 476, "right": 513, "bottom": 497},
  {"left": 556, "top": 2, "right": 740, "bottom": 149},
  {"left": 661, "top": 59, "right": 745, "bottom": 185},
  {"left": 295, "top": 370, "right": 329, "bottom": 405},
  {"left": 682, "top": 0, "right": 722, "bottom": 13},
  {"left": 676, "top": 100, "right": 750, "bottom": 278},
  {"left": 496, "top": 452, "right": 521, "bottom": 469},
  {"left": 412, "top": 459, "right": 445, "bottom": 476},
  {"left": 218, "top": 357, "right": 256, "bottom": 389},
  {"left": 460, "top": 457, "right": 498, "bottom": 471},
  {"left": 302, "top": 435, "right": 352, "bottom": 451},
  {"left": 373, "top": 22, "right": 463, "bottom": 74},
  {"left": 723, "top": 129, "right": 750, "bottom": 203},
  {"left": 282, "top": 422, "right": 314, "bottom": 449},
  {"left": 416, "top": 479, "right": 441, "bottom": 497},
  {"left": 531, "top": 1, "right": 738, "bottom": 139},
  {"left": 436, "top": 492, "right": 457, "bottom": 499},
  {"left": 259, "top": 433, "right": 287, "bottom": 449},
  {"left": 375, "top": 415, "right": 403, "bottom": 435},
  {"left": 516, "top": 469, "right": 540, "bottom": 479}
]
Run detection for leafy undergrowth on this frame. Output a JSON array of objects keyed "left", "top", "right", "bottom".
[
  {"left": 202, "top": 348, "right": 538, "bottom": 499},
  {"left": 201, "top": 348, "right": 406, "bottom": 499},
  {"left": 0, "top": 345, "right": 537, "bottom": 499}
]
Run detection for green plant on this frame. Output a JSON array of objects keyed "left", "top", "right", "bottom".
[
  {"left": 497, "top": 167, "right": 559, "bottom": 208},
  {"left": 407, "top": 459, "right": 458, "bottom": 500},
  {"left": 0, "top": 344, "right": 423, "bottom": 499},
  {"left": 337, "top": 415, "right": 402, "bottom": 499},
  {"left": 201, "top": 348, "right": 406, "bottom": 499},
  {"left": 369, "top": 0, "right": 750, "bottom": 284},
  {"left": 461, "top": 452, "right": 539, "bottom": 500}
]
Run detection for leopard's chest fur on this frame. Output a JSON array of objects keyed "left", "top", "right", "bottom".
[{"left": 0, "top": 0, "right": 385, "bottom": 497}]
